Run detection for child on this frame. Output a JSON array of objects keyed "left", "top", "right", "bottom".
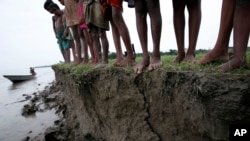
[
  {"left": 172, "top": 0, "right": 202, "bottom": 63},
  {"left": 62, "top": 9, "right": 73, "bottom": 63},
  {"left": 133, "top": 0, "right": 162, "bottom": 74},
  {"left": 100, "top": 0, "right": 135, "bottom": 67},
  {"left": 85, "top": 0, "right": 110, "bottom": 66},
  {"left": 198, "top": 0, "right": 250, "bottom": 72},
  {"left": 58, "top": 0, "right": 76, "bottom": 63},
  {"left": 63, "top": 0, "right": 82, "bottom": 64},
  {"left": 44, "top": 1, "right": 71, "bottom": 63},
  {"left": 77, "top": 0, "right": 96, "bottom": 64}
]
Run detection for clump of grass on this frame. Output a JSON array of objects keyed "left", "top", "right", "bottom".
[
  {"left": 53, "top": 63, "right": 96, "bottom": 78},
  {"left": 70, "top": 64, "right": 96, "bottom": 76},
  {"left": 161, "top": 51, "right": 250, "bottom": 74},
  {"left": 160, "top": 54, "right": 219, "bottom": 73},
  {"left": 53, "top": 63, "right": 75, "bottom": 70}
]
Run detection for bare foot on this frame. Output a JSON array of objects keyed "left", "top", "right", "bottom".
[
  {"left": 73, "top": 61, "right": 81, "bottom": 65},
  {"left": 95, "top": 62, "right": 107, "bottom": 68},
  {"left": 183, "top": 54, "right": 195, "bottom": 63},
  {"left": 133, "top": 57, "right": 149, "bottom": 74},
  {"left": 74, "top": 57, "right": 82, "bottom": 65},
  {"left": 173, "top": 54, "right": 185, "bottom": 63},
  {"left": 73, "top": 59, "right": 78, "bottom": 64},
  {"left": 219, "top": 57, "right": 247, "bottom": 73},
  {"left": 148, "top": 57, "right": 162, "bottom": 71},
  {"left": 81, "top": 59, "right": 89, "bottom": 65},
  {"left": 113, "top": 59, "right": 123, "bottom": 66},
  {"left": 90, "top": 60, "right": 99, "bottom": 66},
  {"left": 196, "top": 50, "right": 228, "bottom": 65},
  {"left": 65, "top": 60, "right": 71, "bottom": 64},
  {"left": 115, "top": 57, "right": 135, "bottom": 67},
  {"left": 90, "top": 60, "right": 96, "bottom": 65}
]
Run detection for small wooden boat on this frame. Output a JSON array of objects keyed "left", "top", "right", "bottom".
[
  {"left": 3, "top": 67, "right": 36, "bottom": 83},
  {"left": 3, "top": 74, "right": 36, "bottom": 83}
]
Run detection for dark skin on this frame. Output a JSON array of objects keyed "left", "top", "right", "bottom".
[
  {"left": 78, "top": 0, "right": 96, "bottom": 64},
  {"left": 47, "top": 6, "right": 71, "bottom": 63},
  {"left": 59, "top": 0, "right": 82, "bottom": 64},
  {"left": 78, "top": 4, "right": 88, "bottom": 64},
  {"left": 83, "top": 30, "right": 96, "bottom": 64},
  {"left": 219, "top": 0, "right": 250, "bottom": 72},
  {"left": 59, "top": 0, "right": 76, "bottom": 63},
  {"left": 68, "top": 25, "right": 82, "bottom": 64},
  {"left": 133, "top": 0, "right": 162, "bottom": 74},
  {"left": 89, "top": 29, "right": 109, "bottom": 66},
  {"left": 105, "top": 1, "right": 135, "bottom": 67},
  {"left": 197, "top": 0, "right": 234, "bottom": 65},
  {"left": 197, "top": 0, "right": 250, "bottom": 72},
  {"left": 85, "top": 0, "right": 109, "bottom": 66},
  {"left": 62, "top": 10, "right": 71, "bottom": 63},
  {"left": 172, "top": 0, "right": 201, "bottom": 63}
]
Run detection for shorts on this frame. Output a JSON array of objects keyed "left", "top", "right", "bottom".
[
  {"left": 66, "top": 32, "right": 73, "bottom": 40},
  {"left": 88, "top": 24, "right": 106, "bottom": 38},
  {"left": 85, "top": 0, "right": 109, "bottom": 29},
  {"left": 108, "top": 0, "right": 123, "bottom": 10},
  {"left": 56, "top": 30, "right": 70, "bottom": 51},
  {"left": 237, "top": 0, "right": 250, "bottom": 6},
  {"left": 78, "top": 5, "right": 88, "bottom": 29}
]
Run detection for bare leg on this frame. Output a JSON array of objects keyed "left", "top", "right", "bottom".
[
  {"left": 172, "top": 0, "right": 186, "bottom": 63},
  {"left": 111, "top": 6, "right": 135, "bottom": 66},
  {"left": 110, "top": 20, "right": 123, "bottom": 66},
  {"left": 84, "top": 29, "right": 96, "bottom": 64},
  {"left": 70, "top": 40, "right": 77, "bottom": 63},
  {"left": 65, "top": 48, "right": 71, "bottom": 63},
  {"left": 80, "top": 28, "right": 89, "bottom": 64},
  {"left": 147, "top": 0, "right": 162, "bottom": 71},
  {"left": 197, "top": 0, "right": 235, "bottom": 64},
  {"left": 91, "top": 33, "right": 102, "bottom": 65},
  {"left": 220, "top": 2, "right": 250, "bottom": 72},
  {"left": 69, "top": 25, "right": 82, "bottom": 64},
  {"left": 100, "top": 32, "right": 109, "bottom": 64},
  {"left": 134, "top": 0, "right": 150, "bottom": 74},
  {"left": 60, "top": 49, "right": 67, "bottom": 63},
  {"left": 184, "top": 0, "right": 201, "bottom": 62}
]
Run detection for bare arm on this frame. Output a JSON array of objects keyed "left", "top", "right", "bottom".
[
  {"left": 52, "top": 16, "right": 57, "bottom": 38},
  {"left": 63, "top": 26, "right": 69, "bottom": 39}
]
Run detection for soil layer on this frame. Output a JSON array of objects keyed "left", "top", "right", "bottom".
[{"left": 28, "top": 65, "right": 250, "bottom": 141}]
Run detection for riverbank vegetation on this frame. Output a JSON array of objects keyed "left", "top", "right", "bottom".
[{"left": 54, "top": 49, "right": 250, "bottom": 76}]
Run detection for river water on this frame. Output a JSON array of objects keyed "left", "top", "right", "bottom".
[{"left": 0, "top": 67, "right": 58, "bottom": 141}]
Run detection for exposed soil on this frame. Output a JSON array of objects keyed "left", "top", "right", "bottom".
[
  {"left": 22, "top": 66, "right": 250, "bottom": 141},
  {"left": 20, "top": 82, "right": 67, "bottom": 141}
]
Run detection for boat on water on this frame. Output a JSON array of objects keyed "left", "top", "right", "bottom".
[
  {"left": 3, "top": 67, "right": 36, "bottom": 83},
  {"left": 3, "top": 74, "right": 36, "bottom": 83}
]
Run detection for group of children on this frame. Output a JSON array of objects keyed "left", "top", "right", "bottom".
[{"left": 44, "top": 0, "right": 250, "bottom": 73}]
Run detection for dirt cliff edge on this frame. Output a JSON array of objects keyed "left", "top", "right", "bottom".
[{"left": 52, "top": 65, "right": 250, "bottom": 141}]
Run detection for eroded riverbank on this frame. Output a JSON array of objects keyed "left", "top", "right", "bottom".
[{"left": 38, "top": 65, "right": 250, "bottom": 141}]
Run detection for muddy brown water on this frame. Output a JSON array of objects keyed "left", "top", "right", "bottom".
[{"left": 0, "top": 67, "right": 58, "bottom": 141}]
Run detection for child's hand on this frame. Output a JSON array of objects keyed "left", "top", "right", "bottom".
[
  {"left": 79, "top": 17, "right": 85, "bottom": 24},
  {"left": 62, "top": 31, "right": 68, "bottom": 39}
]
